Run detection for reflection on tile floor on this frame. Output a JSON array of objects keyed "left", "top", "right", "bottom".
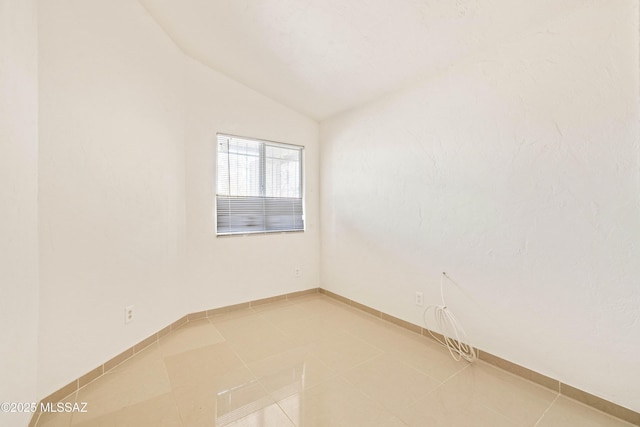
[{"left": 34, "top": 294, "right": 635, "bottom": 426}]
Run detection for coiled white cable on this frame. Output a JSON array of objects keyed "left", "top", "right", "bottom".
[{"left": 423, "top": 272, "right": 477, "bottom": 362}]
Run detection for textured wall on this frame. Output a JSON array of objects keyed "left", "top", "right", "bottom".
[
  {"left": 0, "top": 0, "right": 39, "bottom": 425},
  {"left": 321, "top": 0, "right": 640, "bottom": 412}
]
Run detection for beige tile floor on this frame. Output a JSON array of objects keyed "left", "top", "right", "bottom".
[{"left": 34, "top": 294, "right": 634, "bottom": 427}]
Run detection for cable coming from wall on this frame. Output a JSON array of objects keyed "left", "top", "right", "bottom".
[{"left": 423, "top": 272, "right": 477, "bottom": 362}]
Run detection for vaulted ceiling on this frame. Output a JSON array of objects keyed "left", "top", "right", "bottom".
[{"left": 139, "top": 0, "right": 585, "bottom": 120}]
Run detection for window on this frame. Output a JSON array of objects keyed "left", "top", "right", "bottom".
[{"left": 216, "top": 133, "right": 304, "bottom": 235}]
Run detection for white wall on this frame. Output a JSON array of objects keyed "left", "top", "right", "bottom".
[
  {"left": 184, "top": 57, "right": 320, "bottom": 310},
  {"left": 38, "top": 0, "right": 187, "bottom": 397},
  {"left": 0, "top": 0, "right": 39, "bottom": 425},
  {"left": 320, "top": 0, "right": 640, "bottom": 412},
  {"left": 38, "top": 0, "right": 319, "bottom": 400}
]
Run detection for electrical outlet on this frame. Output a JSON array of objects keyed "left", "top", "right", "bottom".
[
  {"left": 415, "top": 292, "right": 424, "bottom": 307},
  {"left": 294, "top": 268, "right": 301, "bottom": 278},
  {"left": 125, "top": 305, "right": 135, "bottom": 324}
]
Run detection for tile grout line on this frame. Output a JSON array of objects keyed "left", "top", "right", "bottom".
[
  {"left": 155, "top": 346, "right": 185, "bottom": 427},
  {"left": 427, "top": 361, "right": 472, "bottom": 398},
  {"left": 533, "top": 393, "right": 561, "bottom": 427},
  {"left": 341, "top": 330, "right": 472, "bottom": 426},
  {"left": 276, "top": 400, "right": 298, "bottom": 427},
  {"left": 207, "top": 293, "right": 320, "bottom": 427},
  {"left": 66, "top": 390, "right": 80, "bottom": 427},
  {"left": 336, "top": 353, "right": 433, "bottom": 425},
  {"left": 224, "top": 333, "right": 296, "bottom": 427},
  {"left": 194, "top": 313, "right": 262, "bottom": 427},
  {"left": 173, "top": 292, "right": 322, "bottom": 426}
]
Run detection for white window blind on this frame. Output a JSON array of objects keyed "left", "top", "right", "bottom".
[{"left": 216, "top": 134, "right": 304, "bottom": 235}]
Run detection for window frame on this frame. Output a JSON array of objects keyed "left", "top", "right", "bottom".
[{"left": 215, "top": 133, "right": 305, "bottom": 236}]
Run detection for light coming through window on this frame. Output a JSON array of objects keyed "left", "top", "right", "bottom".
[{"left": 216, "top": 134, "right": 304, "bottom": 235}]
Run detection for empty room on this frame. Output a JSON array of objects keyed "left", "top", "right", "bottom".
[{"left": 1, "top": 0, "right": 639, "bottom": 426}]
